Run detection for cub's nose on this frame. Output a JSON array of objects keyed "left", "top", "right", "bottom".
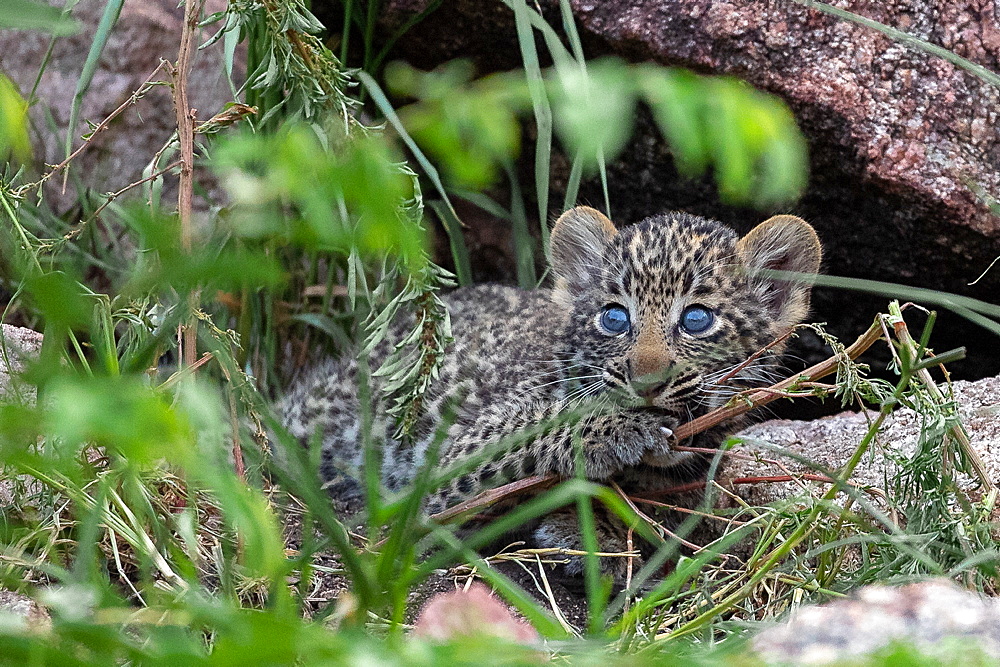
[{"left": 628, "top": 328, "right": 674, "bottom": 400}]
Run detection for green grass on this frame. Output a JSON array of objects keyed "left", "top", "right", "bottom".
[{"left": 0, "top": 1, "right": 995, "bottom": 664}]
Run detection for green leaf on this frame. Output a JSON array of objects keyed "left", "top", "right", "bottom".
[
  {"left": 550, "top": 58, "right": 637, "bottom": 173},
  {"left": 64, "top": 0, "right": 124, "bottom": 159},
  {"left": 0, "top": 74, "right": 31, "bottom": 162},
  {"left": 639, "top": 67, "right": 710, "bottom": 176},
  {"left": 0, "top": 0, "right": 78, "bottom": 34},
  {"left": 387, "top": 61, "right": 523, "bottom": 189},
  {"left": 639, "top": 66, "right": 807, "bottom": 207},
  {"left": 26, "top": 271, "right": 92, "bottom": 330},
  {"left": 45, "top": 375, "right": 193, "bottom": 466}
]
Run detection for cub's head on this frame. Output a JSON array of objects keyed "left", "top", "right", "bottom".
[{"left": 549, "top": 206, "right": 822, "bottom": 419}]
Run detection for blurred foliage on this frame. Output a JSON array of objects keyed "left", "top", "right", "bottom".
[
  {"left": 0, "top": 0, "right": 78, "bottom": 34},
  {"left": 213, "top": 126, "right": 426, "bottom": 268},
  {"left": 386, "top": 60, "right": 524, "bottom": 190},
  {"left": 0, "top": 75, "right": 31, "bottom": 164},
  {"left": 386, "top": 58, "right": 808, "bottom": 208},
  {"left": 124, "top": 209, "right": 286, "bottom": 296}
]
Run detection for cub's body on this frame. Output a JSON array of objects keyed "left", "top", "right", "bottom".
[
  {"left": 280, "top": 207, "right": 821, "bottom": 577},
  {"left": 281, "top": 285, "right": 559, "bottom": 502}
]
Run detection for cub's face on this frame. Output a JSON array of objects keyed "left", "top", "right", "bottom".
[{"left": 549, "top": 206, "right": 822, "bottom": 421}]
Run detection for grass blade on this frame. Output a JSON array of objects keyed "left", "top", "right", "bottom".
[
  {"left": 428, "top": 200, "right": 472, "bottom": 287},
  {"left": 562, "top": 150, "right": 584, "bottom": 215},
  {"left": 425, "top": 523, "right": 573, "bottom": 639},
  {"left": 357, "top": 70, "right": 463, "bottom": 225},
  {"left": 64, "top": 0, "right": 124, "bottom": 160},
  {"left": 804, "top": 273, "right": 1000, "bottom": 336},
  {"left": 508, "top": 0, "right": 554, "bottom": 252},
  {"left": 504, "top": 160, "right": 537, "bottom": 288}
]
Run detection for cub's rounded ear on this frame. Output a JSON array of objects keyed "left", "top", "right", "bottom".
[
  {"left": 549, "top": 206, "right": 617, "bottom": 290},
  {"left": 736, "top": 215, "right": 823, "bottom": 328}
]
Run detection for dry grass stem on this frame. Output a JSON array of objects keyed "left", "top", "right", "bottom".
[
  {"left": 714, "top": 328, "right": 795, "bottom": 384},
  {"left": 891, "top": 311, "right": 995, "bottom": 492},
  {"left": 430, "top": 475, "right": 557, "bottom": 523},
  {"left": 172, "top": 0, "right": 205, "bottom": 370}
]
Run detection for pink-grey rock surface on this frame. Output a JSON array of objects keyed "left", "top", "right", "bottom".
[
  {"left": 0, "top": 324, "right": 43, "bottom": 403},
  {"left": 753, "top": 580, "right": 1000, "bottom": 663},
  {"left": 0, "top": 590, "right": 49, "bottom": 628},
  {"left": 722, "top": 374, "right": 999, "bottom": 509}
]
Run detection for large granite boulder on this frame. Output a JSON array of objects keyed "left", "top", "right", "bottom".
[
  {"left": 723, "top": 373, "right": 1000, "bottom": 509},
  {"left": 0, "top": 324, "right": 43, "bottom": 404}
]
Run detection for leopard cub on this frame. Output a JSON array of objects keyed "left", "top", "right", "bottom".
[{"left": 279, "top": 206, "right": 821, "bottom": 579}]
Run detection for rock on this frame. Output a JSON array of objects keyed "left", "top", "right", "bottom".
[
  {"left": 719, "top": 374, "right": 1000, "bottom": 509},
  {"left": 0, "top": 0, "right": 241, "bottom": 212},
  {"left": 752, "top": 579, "right": 1000, "bottom": 663},
  {"left": 355, "top": 0, "right": 1000, "bottom": 380},
  {"left": 0, "top": 324, "right": 43, "bottom": 403},
  {"left": 0, "top": 325, "right": 42, "bottom": 510},
  {"left": 412, "top": 582, "right": 540, "bottom": 642},
  {"left": 0, "top": 590, "right": 49, "bottom": 628}
]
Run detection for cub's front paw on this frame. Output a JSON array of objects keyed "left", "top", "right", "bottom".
[
  {"left": 580, "top": 410, "right": 679, "bottom": 478},
  {"left": 635, "top": 413, "right": 685, "bottom": 468},
  {"left": 532, "top": 508, "right": 642, "bottom": 588}
]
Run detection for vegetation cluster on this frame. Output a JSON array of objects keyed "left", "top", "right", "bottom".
[{"left": 0, "top": 0, "right": 996, "bottom": 664}]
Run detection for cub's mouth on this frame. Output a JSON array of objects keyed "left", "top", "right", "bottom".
[{"left": 621, "top": 405, "right": 684, "bottom": 424}]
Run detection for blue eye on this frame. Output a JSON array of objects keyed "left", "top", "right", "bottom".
[
  {"left": 600, "top": 305, "right": 630, "bottom": 334},
  {"left": 680, "top": 305, "right": 714, "bottom": 334}
]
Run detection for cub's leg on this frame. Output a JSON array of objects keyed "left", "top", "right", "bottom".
[
  {"left": 425, "top": 399, "right": 679, "bottom": 512},
  {"left": 531, "top": 505, "right": 646, "bottom": 587}
]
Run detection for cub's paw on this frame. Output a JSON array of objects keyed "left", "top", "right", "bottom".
[
  {"left": 532, "top": 508, "right": 643, "bottom": 588},
  {"left": 632, "top": 413, "right": 688, "bottom": 468},
  {"left": 627, "top": 411, "right": 680, "bottom": 468},
  {"left": 320, "top": 469, "right": 365, "bottom": 513},
  {"left": 582, "top": 410, "right": 678, "bottom": 478}
]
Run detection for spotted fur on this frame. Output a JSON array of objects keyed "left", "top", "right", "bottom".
[{"left": 279, "top": 206, "right": 822, "bottom": 580}]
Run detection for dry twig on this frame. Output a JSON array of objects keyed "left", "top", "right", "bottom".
[
  {"left": 64, "top": 160, "right": 182, "bottom": 241},
  {"left": 171, "top": 0, "right": 205, "bottom": 370},
  {"left": 673, "top": 321, "right": 884, "bottom": 440},
  {"left": 16, "top": 63, "right": 168, "bottom": 197}
]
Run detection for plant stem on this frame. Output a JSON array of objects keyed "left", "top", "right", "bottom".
[
  {"left": 666, "top": 304, "right": 945, "bottom": 639},
  {"left": 890, "top": 308, "right": 994, "bottom": 492},
  {"left": 173, "top": 0, "right": 204, "bottom": 369},
  {"left": 673, "top": 319, "right": 884, "bottom": 440},
  {"left": 667, "top": 359, "right": 903, "bottom": 639}
]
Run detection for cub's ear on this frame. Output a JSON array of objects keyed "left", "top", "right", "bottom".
[
  {"left": 736, "top": 215, "right": 822, "bottom": 328},
  {"left": 549, "top": 206, "right": 617, "bottom": 290}
]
